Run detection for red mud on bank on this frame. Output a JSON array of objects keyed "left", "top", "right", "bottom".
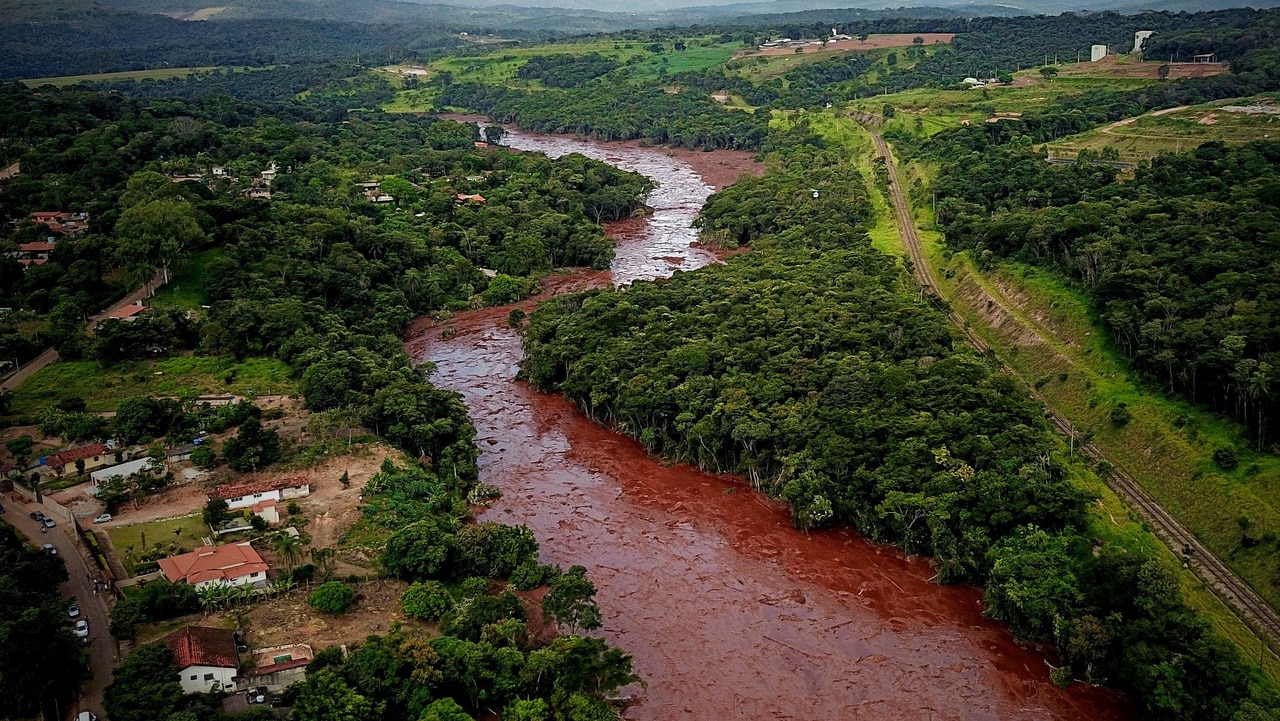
[{"left": 407, "top": 130, "right": 1131, "bottom": 720}]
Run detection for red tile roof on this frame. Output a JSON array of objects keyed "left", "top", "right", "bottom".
[
  {"left": 212, "top": 475, "right": 309, "bottom": 500},
  {"left": 18, "top": 241, "right": 56, "bottom": 252},
  {"left": 162, "top": 626, "right": 240, "bottom": 670},
  {"left": 251, "top": 657, "right": 310, "bottom": 676},
  {"left": 44, "top": 443, "right": 109, "bottom": 468},
  {"left": 157, "top": 542, "right": 269, "bottom": 585},
  {"left": 108, "top": 304, "right": 147, "bottom": 319}
]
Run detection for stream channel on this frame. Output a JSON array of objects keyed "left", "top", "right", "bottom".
[{"left": 406, "top": 128, "right": 1133, "bottom": 721}]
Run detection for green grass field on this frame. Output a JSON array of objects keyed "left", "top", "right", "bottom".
[
  {"left": 7, "top": 356, "right": 295, "bottom": 416},
  {"left": 107, "top": 514, "right": 209, "bottom": 576},
  {"left": 1045, "top": 93, "right": 1280, "bottom": 161},
  {"left": 150, "top": 248, "right": 225, "bottom": 311},
  {"left": 21, "top": 67, "right": 216, "bottom": 87}
]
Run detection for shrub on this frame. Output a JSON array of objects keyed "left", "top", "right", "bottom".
[
  {"left": 1110, "top": 402, "right": 1133, "bottom": 427},
  {"left": 190, "top": 445, "right": 217, "bottom": 470},
  {"left": 509, "top": 561, "right": 559, "bottom": 591},
  {"left": 401, "top": 581, "right": 455, "bottom": 621},
  {"left": 459, "top": 577, "right": 490, "bottom": 598},
  {"left": 307, "top": 581, "right": 355, "bottom": 614},
  {"left": 1214, "top": 446, "right": 1239, "bottom": 471}
]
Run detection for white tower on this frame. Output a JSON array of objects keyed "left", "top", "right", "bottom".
[{"left": 1091, "top": 44, "right": 1108, "bottom": 62}]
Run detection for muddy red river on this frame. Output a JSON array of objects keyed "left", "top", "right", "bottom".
[{"left": 407, "top": 128, "right": 1133, "bottom": 720}]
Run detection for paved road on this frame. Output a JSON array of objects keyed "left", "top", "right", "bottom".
[
  {"left": 2, "top": 268, "right": 163, "bottom": 392},
  {"left": 865, "top": 122, "right": 1280, "bottom": 655},
  {"left": 3, "top": 496, "right": 116, "bottom": 720}
]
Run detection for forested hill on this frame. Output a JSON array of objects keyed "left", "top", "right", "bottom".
[{"left": 0, "top": 0, "right": 452, "bottom": 79}]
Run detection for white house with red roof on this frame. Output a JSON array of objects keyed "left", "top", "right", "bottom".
[
  {"left": 156, "top": 542, "right": 269, "bottom": 591},
  {"left": 161, "top": 626, "right": 241, "bottom": 693},
  {"left": 212, "top": 476, "right": 311, "bottom": 510}
]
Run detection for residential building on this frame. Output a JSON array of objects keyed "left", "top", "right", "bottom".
[
  {"left": 213, "top": 477, "right": 311, "bottom": 510},
  {"left": 90, "top": 457, "right": 159, "bottom": 488},
  {"left": 156, "top": 542, "right": 269, "bottom": 590},
  {"left": 243, "top": 643, "right": 312, "bottom": 691},
  {"left": 161, "top": 626, "right": 240, "bottom": 694},
  {"left": 107, "top": 302, "right": 147, "bottom": 321},
  {"left": 42, "top": 443, "right": 112, "bottom": 477},
  {"left": 29, "top": 211, "right": 88, "bottom": 236}
]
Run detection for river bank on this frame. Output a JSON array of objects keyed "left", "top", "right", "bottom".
[{"left": 406, "top": 128, "right": 1132, "bottom": 720}]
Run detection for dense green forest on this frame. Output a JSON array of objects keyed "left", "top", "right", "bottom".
[
  {"left": 936, "top": 140, "right": 1280, "bottom": 448},
  {"left": 0, "top": 81, "right": 648, "bottom": 374},
  {"left": 0, "top": 2, "right": 452, "bottom": 80},
  {"left": 521, "top": 121, "right": 1279, "bottom": 719},
  {"left": 439, "top": 81, "right": 771, "bottom": 151}
]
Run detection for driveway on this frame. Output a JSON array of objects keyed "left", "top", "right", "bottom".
[{"left": 4, "top": 495, "right": 116, "bottom": 720}]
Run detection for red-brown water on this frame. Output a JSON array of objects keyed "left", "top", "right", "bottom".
[{"left": 406, "top": 129, "right": 1133, "bottom": 721}]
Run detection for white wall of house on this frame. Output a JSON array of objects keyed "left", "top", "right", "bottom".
[
  {"left": 191, "top": 569, "right": 265, "bottom": 592},
  {"left": 225, "top": 489, "right": 282, "bottom": 510},
  {"left": 280, "top": 485, "right": 311, "bottom": 500},
  {"left": 179, "top": 664, "right": 237, "bottom": 694}
]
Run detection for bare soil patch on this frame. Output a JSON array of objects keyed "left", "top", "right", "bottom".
[{"left": 199, "top": 580, "right": 418, "bottom": 649}]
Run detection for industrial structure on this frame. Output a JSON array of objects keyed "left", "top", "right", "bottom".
[
  {"left": 1091, "top": 44, "right": 1108, "bottom": 62},
  {"left": 1134, "top": 30, "right": 1154, "bottom": 54}
]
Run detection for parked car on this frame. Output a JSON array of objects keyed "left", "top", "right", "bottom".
[
  {"left": 67, "top": 604, "right": 80, "bottom": 619},
  {"left": 29, "top": 511, "right": 44, "bottom": 521},
  {"left": 73, "top": 619, "right": 89, "bottom": 640},
  {"left": 42, "top": 543, "right": 56, "bottom": 554},
  {"left": 41, "top": 517, "right": 55, "bottom": 529},
  {"left": 0, "top": 502, "right": 6, "bottom": 514},
  {"left": 92, "top": 513, "right": 112, "bottom": 524},
  {"left": 75, "top": 712, "right": 97, "bottom": 721}
]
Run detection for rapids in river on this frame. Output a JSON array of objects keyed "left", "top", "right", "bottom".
[{"left": 406, "top": 128, "right": 1132, "bottom": 721}]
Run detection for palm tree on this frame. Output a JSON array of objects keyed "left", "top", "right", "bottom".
[
  {"left": 198, "top": 586, "right": 220, "bottom": 616},
  {"left": 270, "top": 532, "right": 303, "bottom": 573}
]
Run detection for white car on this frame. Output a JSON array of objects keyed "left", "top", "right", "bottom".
[
  {"left": 73, "top": 619, "right": 89, "bottom": 640},
  {"left": 67, "top": 604, "right": 80, "bottom": 619},
  {"left": 92, "top": 513, "right": 112, "bottom": 524},
  {"left": 76, "top": 712, "right": 98, "bottom": 721},
  {"left": 42, "top": 543, "right": 57, "bottom": 555}
]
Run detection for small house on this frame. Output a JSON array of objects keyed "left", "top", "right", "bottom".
[
  {"left": 162, "top": 626, "right": 240, "bottom": 694},
  {"left": 156, "top": 541, "right": 269, "bottom": 590},
  {"left": 42, "top": 443, "right": 112, "bottom": 477},
  {"left": 108, "top": 302, "right": 147, "bottom": 322},
  {"left": 167, "top": 443, "right": 199, "bottom": 463},
  {"left": 244, "top": 643, "right": 312, "bottom": 691},
  {"left": 90, "top": 457, "right": 158, "bottom": 487},
  {"left": 213, "top": 477, "right": 311, "bottom": 510}
]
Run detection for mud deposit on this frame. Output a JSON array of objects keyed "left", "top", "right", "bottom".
[{"left": 407, "top": 129, "right": 1131, "bottom": 720}]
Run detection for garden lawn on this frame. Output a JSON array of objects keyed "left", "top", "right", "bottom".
[
  {"left": 107, "top": 514, "right": 208, "bottom": 577},
  {"left": 6, "top": 356, "right": 295, "bottom": 416}
]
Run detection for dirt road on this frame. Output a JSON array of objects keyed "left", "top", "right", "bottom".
[
  {"left": 3, "top": 495, "right": 116, "bottom": 720},
  {"left": 866, "top": 124, "right": 1280, "bottom": 653}
]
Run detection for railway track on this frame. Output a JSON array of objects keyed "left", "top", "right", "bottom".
[{"left": 868, "top": 127, "right": 1280, "bottom": 653}]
